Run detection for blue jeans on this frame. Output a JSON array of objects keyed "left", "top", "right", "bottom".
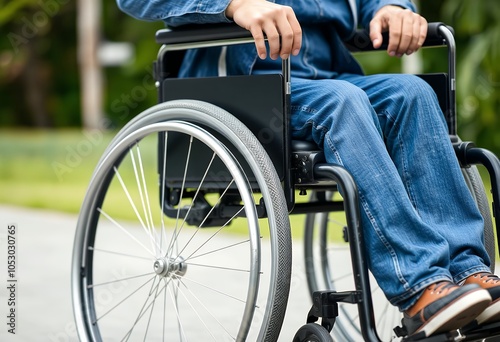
[{"left": 290, "top": 74, "right": 491, "bottom": 310}]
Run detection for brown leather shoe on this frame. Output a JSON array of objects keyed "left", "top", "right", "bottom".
[
  {"left": 463, "top": 272, "right": 500, "bottom": 325},
  {"left": 402, "top": 281, "right": 491, "bottom": 337}
]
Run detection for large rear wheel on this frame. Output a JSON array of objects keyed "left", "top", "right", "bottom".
[{"left": 72, "top": 100, "right": 292, "bottom": 341}]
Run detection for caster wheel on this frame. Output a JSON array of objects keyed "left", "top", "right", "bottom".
[{"left": 293, "top": 323, "right": 333, "bottom": 342}]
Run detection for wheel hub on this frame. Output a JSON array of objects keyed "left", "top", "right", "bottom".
[{"left": 153, "top": 256, "right": 187, "bottom": 278}]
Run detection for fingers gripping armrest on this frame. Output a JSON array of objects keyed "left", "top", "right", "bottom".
[
  {"left": 344, "top": 22, "right": 454, "bottom": 52},
  {"left": 155, "top": 22, "right": 454, "bottom": 52}
]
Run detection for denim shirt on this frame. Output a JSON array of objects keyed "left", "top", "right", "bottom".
[{"left": 117, "top": 0, "right": 416, "bottom": 79}]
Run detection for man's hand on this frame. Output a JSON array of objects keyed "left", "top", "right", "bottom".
[
  {"left": 370, "top": 5, "right": 427, "bottom": 57},
  {"left": 225, "top": 0, "right": 302, "bottom": 60}
]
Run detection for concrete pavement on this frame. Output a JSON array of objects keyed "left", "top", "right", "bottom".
[
  {"left": 0, "top": 205, "right": 314, "bottom": 341},
  {"left": 0, "top": 206, "right": 78, "bottom": 341},
  {"left": 4, "top": 205, "right": 492, "bottom": 341}
]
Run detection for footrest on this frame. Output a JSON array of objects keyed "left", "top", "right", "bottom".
[
  {"left": 399, "top": 321, "right": 500, "bottom": 341},
  {"left": 461, "top": 321, "right": 500, "bottom": 340},
  {"left": 401, "top": 330, "right": 462, "bottom": 342}
]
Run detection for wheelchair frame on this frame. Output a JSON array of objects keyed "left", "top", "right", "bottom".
[
  {"left": 152, "top": 22, "right": 500, "bottom": 341},
  {"left": 71, "top": 21, "right": 500, "bottom": 342}
]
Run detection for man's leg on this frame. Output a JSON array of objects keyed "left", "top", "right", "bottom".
[
  {"left": 289, "top": 77, "right": 491, "bottom": 337},
  {"left": 291, "top": 77, "right": 459, "bottom": 308},
  {"left": 338, "top": 73, "right": 491, "bottom": 284}
]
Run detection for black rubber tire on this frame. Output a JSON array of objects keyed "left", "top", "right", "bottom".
[{"left": 293, "top": 323, "right": 334, "bottom": 342}]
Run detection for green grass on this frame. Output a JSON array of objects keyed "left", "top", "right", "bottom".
[
  {"left": 0, "top": 129, "right": 309, "bottom": 238},
  {"left": 0, "top": 129, "right": 115, "bottom": 213}
]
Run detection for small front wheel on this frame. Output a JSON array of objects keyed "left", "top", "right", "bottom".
[{"left": 293, "top": 323, "right": 334, "bottom": 342}]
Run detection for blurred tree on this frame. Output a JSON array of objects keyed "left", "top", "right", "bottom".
[
  {"left": 0, "top": 0, "right": 77, "bottom": 127},
  {"left": 77, "top": 0, "right": 102, "bottom": 129},
  {"left": 441, "top": 0, "right": 500, "bottom": 155},
  {"left": 99, "top": 1, "right": 163, "bottom": 129},
  {"left": 0, "top": 0, "right": 161, "bottom": 129}
]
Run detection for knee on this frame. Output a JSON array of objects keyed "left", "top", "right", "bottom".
[
  {"left": 387, "top": 74, "right": 438, "bottom": 105},
  {"left": 381, "top": 74, "right": 448, "bottom": 131},
  {"left": 291, "top": 79, "right": 380, "bottom": 140},
  {"left": 318, "top": 80, "right": 380, "bottom": 130},
  {"left": 319, "top": 80, "right": 372, "bottom": 113},
  {"left": 292, "top": 79, "right": 375, "bottom": 122}
]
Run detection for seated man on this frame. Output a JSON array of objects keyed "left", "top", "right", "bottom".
[{"left": 117, "top": 0, "right": 500, "bottom": 337}]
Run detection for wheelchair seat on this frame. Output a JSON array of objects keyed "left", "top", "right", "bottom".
[{"left": 292, "top": 140, "right": 321, "bottom": 152}]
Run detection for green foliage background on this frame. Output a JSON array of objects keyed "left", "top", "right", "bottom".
[{"left": 0, "top": 0, "right": 498, "bottom": 154}]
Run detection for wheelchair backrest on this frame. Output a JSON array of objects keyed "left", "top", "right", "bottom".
[{"left": 160, "top": 73, "right": 288, "bottom": 185}]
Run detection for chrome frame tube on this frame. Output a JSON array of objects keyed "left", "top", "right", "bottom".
[
  {"left": 158, "top": 35, "right": 292, "bottom": 96},
  {"left": 438, "top": 25, "right": 457, "bottom": 135},
  {"left": 160, "top": 37, "right": 255, "bottom": 52}
]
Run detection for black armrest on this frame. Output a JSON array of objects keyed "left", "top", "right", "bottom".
[
  {"left": 345, "top": 22, "right": 453, "bottom": 52},
  {"left": 156, "top": 22, "right": 454, "bottom": 52},
  {"left": 344, "top": 22, "right": 453, "bottom": 52},
  {"left": 156, "top": 24, "right": 251, "bottom": 45}
]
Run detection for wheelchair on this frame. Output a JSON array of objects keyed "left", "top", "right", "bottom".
[{"left": 71, "top": 22, "right": 500, "bottom": 341}]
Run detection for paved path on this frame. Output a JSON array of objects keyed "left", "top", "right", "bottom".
[
  {"left": 0, "top": 206, "right": 82, "bottom": 341},
  {"left": 0, "top": 205, "right": 313, "bottom": 341},
  {"left": 3, "top": 205, "right": 494, "bottom": 341}
]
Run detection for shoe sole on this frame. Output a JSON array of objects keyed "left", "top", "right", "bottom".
[
  {"left": 416, "top": 289, "right": 492, "bottom": 337},
  {"left": 476, "top": 298, "right": 500, "bottom": 325}
]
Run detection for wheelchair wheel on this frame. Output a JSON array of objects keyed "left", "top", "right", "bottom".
[
  {"left": 463, "top": 166, "right": 496, "bottom": 272},
  {"left": 304, "top": 165, "right": 496, "bottom": 341},
  {"left": 293, "top": 323, "right": 334, "bottom": 342},
  {"left": 72, "top": 100, "right": 292, "bottom": 341}
]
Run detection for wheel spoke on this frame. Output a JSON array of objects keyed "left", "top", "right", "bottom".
[
  {"left": 121, "top": 275, "right": 163, "bottom": 341},
  {"left": 130, "top": 144, "right": 159, "bottom": 256},
  {"left": 167, "top": 135, "right": 194, "bottom": 257},
  {"left": 94, "top": 274, "right": 156, "bottom": 323},
  {"left": 166, "top": 178, "right": 238, "bottom": 262},
  {"left": 89, "top": 246, "right": 151, "bottom": 261},
  {"left": 88, "top": 272, "right": 155, "bottom": 289},
  {"left": 162, "top": 283, "right": 167, "bottom": 342},
  {"left": 328, "top": 272, "right": 354, "bottom": 285},
  {"left": 172, "top": 278, "right": 220, "bottom": 341},
  {"left": 143, "top": 276, "right": 163, "bottom": 341},
  {"left": 180, "top": 275, "right": 248, "bottom": 305},
  {"left": 183, "top": 204, "right": 244, "bottom": 262},
  {"left": 167, "top": 282, "right": 188, "bottom": 342},
  {"left": 187, "top": 239, "right": 251, "bottom": 261},
  {"left": 98, "top": 208, "right": 155, "bottom": 257},
  {"left": 164, "top": 152, "right": 220, "bottom": 260},
  {"left": 160, "top": 132, "right": 169, "bottom": 257},
  {"left": 184, "top": 262, "right": 250, "bottom": 274},
  {"left": 173, "top": 152, "right": 217, "bottom": 232},
  {"left": 113, "top": 166, "right": 162, "bottom": 254}
]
